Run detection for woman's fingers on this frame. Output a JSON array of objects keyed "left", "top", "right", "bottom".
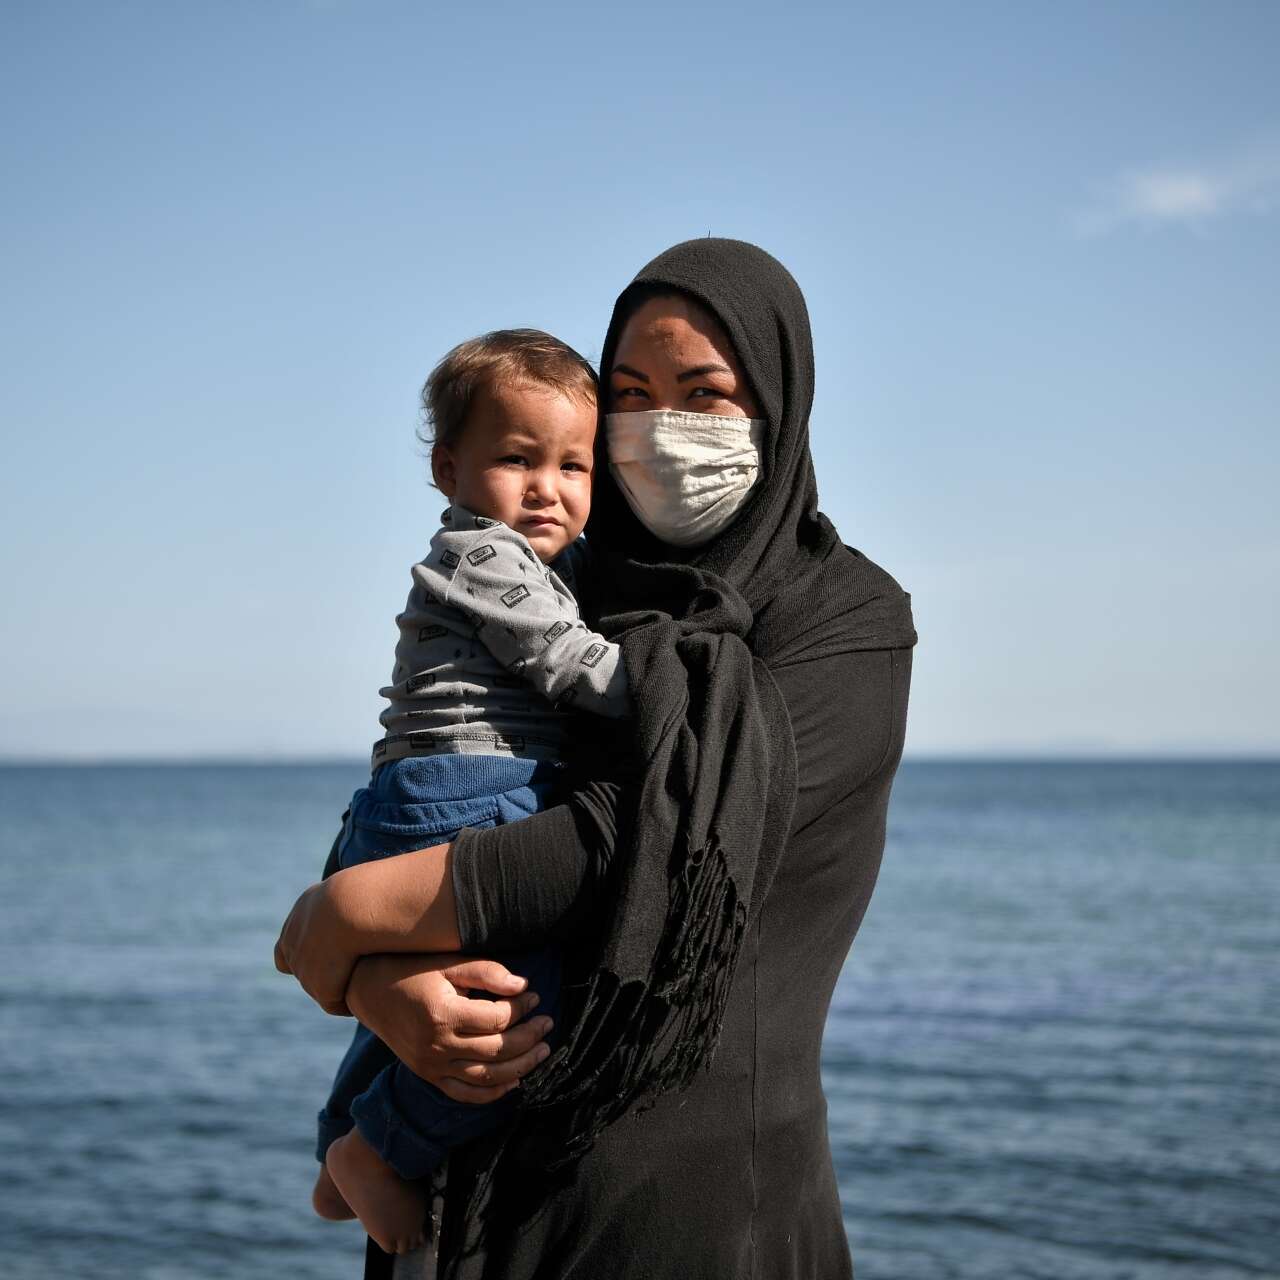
[
  {"left": 342, "top": 953, "right": 553, "bottom": 1095},
  {"left": 451, "top": 1041, "right": 551, "bottom": 1087},
  {"left": 448, "top": 991, "right": 542, "bottom": 1036},
  {"left": 449, "top": 1016, "right": 553, "bottom": 1062},
  {"left": 435, "top": 1077, "right": 519, "bottom": 1105},
  {"left": 442, "top": 958, "right": 529, "bottom": 996}
]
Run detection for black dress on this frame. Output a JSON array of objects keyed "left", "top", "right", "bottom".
[
  {"left": 367, "top": 238, "right": 918, "bottom": 1278},
  {"left": 437, "top": 641, "right": 913, "bottom": 1278}
]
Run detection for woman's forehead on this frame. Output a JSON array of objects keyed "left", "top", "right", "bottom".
[{"left": 613, "top": 294, "right": 740, "bottom": 371}]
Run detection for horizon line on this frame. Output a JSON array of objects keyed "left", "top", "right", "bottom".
[{"left": 2, "top": 752, "right": 1278, "bottom": 768}]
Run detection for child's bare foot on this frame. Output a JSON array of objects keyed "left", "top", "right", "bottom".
[
  {"left": 311, "top": 1161, "right": 356, "bottom": 1221},
  {"left": 325, "top": 1129, "right": 428, "bottom": 1255}
]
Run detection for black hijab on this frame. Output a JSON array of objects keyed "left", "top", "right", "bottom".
[
  {"left": 456, "top": 238, "right": 916, "bottom": 1255},
  {"left": 589, "top": 237, "right": 917, "bottom": 655}
]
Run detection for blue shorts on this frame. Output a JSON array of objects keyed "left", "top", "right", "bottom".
[{"left": 315, "top": 754, "right": 562, "bottom": 1180}]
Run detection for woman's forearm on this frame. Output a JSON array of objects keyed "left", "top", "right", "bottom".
[
  {"left": 278, "top": 780, "right": 621, "bottom": 1015},
  {"left": 328, "top": 840, "right": 462, "bottom": 955},
  {"left": 274, "top": 841, "right": 461, "bottom": 1013},
  {"left": 315, "top": 776, "right": 623, "bottom": 967}
]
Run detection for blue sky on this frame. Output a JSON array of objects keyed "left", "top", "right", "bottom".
[{"left": 2, "top": 1, "right": 1277, "bottom": 759}]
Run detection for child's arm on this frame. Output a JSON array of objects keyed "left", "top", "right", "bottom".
[{"left": 424, "top": 519, "right": 631, "bottom": 718}]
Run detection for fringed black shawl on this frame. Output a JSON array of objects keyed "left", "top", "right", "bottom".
[{"left": 452, "top": 238, "right": 916, "bottom": 1259}]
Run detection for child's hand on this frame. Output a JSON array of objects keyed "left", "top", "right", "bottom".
[{"left": 274, "top": 877, "right": 359, "bottom": 1015}]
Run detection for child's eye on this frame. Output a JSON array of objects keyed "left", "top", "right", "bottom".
[
  {"left": 561, "top": 462, "right": 586, "bottom": 473},
  {"left": 499, "top": 454, "right": 528, "bottom": 466}
]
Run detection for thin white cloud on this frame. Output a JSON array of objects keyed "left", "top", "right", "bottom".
[{"left": 1074, "top": 142, "right": 1280, "bottom": 235}]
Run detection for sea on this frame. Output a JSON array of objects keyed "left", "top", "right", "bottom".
[{"left": 1, "top": 761, "right": 1276, "bottom": 1279}]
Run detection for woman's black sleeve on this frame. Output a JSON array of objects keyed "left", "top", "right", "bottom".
[
  {"left": 451, "top": 644, "right": 913, "bottom": 952},
  {"left": 451, "top": 778, "right": 625, "bottom": 950}
]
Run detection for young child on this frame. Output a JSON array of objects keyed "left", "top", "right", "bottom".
[{"left": 311, "top": 329, "right": 630, "bottom": 1253}]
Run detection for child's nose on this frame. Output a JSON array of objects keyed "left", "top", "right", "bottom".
[{"left": 525, "top": 468, "right": 557, "bottom": 501}]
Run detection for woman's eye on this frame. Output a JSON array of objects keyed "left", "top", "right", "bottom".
[
  {"left": 689, "top": 386, "right": 725, "bottom": 400},
  {"left": 612, "top": 385, "right": 648, "bottom": 401}
]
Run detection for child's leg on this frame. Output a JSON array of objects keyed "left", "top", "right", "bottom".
[
  {"left": 324, "top": 1128, "right": 429, "bottom": 1255},
  {"left": 313, "top": 756, "right": 561, "bottom": 1244},
  {"left": 311, "top": 791, "right": 418, "bottom": 1222},
  {"left": 316, "top": 1023, "right": 397, "bottom": 1161},
  {"left": 346, "top": 944, "right": 561, "bottom": 1170},
  {"left": 312, "top": 798, "right": 399, "bottom": 1205},
  {"left": 328, "top": 944, "right": 560, "bottom": 1251},
  {"left": 312, "top": 771, "right": 492, "bottom": 1169}
]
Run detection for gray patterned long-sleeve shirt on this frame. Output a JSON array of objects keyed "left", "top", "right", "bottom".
[{"left": 372, "top": 504, "right": 630, "bottom": 768}]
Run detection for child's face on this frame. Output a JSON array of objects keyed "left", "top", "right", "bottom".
[{"left": 433, "top": 379, "right": 597, "bottom": 563}]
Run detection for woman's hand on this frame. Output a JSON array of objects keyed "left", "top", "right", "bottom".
[{"left": 346, "top": 953, "right": 554, "bottom": 1103}]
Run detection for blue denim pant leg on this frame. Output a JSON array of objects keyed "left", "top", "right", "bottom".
[
  {"left": 315, "top": 754, "right": 562, "bottom": 1180},
  {"left": 350, "top": 944, "right": 560, "bottom": 1179}
]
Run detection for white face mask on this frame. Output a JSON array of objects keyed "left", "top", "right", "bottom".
[{"left": 605, "top": 409, "right": 766, "bottom": 548}]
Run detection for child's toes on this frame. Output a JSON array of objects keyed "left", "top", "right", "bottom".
[{"left": 394, "top": 1230, "right": 425, "bottom": 1255}]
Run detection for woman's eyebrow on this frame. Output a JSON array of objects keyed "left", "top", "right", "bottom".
[
  {"left": 676, "top": 363, "right": 732, "bottom": 382},
  {"left": 611, "top": 363, "right": 649, "bottom": 383}
]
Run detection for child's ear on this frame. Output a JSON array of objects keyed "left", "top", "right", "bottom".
[{"left": 431, "top": 444, "right": 457, "bottom": 497}]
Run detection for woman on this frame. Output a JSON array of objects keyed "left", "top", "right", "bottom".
[{"left": 278, "top": 238, "right": 916, "bottom": 1278}]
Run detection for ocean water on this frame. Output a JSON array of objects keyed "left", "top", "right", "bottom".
[{"left": 0, "top": 762, "right": 1276, "bottom": 1279}]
